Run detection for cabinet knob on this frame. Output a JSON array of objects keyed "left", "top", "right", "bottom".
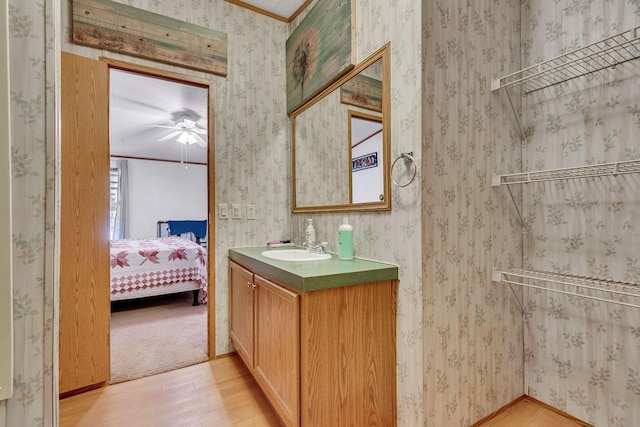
[{"left": 247, "top": 281, "right": 252, "bottom": 288}]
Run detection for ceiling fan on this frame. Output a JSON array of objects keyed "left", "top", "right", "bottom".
[{"left": 146, "top": 116, "right": 208, "bottom": 148}]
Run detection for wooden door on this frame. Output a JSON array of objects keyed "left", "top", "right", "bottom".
[
  {"left": 253, "top": 275, "right": 299, "bottom": 427},
  {"left": 229, "top": 261, "right": 255, "bottom": 370},
  {"left": 59, "top": 52, "right": 110, "bottom": 394}
]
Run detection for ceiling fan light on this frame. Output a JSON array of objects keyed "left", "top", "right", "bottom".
[{"left": 176, "top": 132, "right": 191, "bottom": 144}]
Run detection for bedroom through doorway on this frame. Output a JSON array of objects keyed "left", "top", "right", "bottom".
[{"left": 107, "top": 66, "right": 214, "bottom": 384}]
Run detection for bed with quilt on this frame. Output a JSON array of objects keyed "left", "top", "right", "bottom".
[{"left": 109, "top": 236, "right": 207, "bottom": 305}]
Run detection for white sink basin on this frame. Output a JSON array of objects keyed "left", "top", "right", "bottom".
[{"left": 261, "top": 249, "right": 331, "bottom": 262}]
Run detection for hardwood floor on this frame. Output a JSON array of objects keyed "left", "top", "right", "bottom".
[
  {"left": 476, "top": 396, "right": 592, "bottom": 427},
  {"left": 60, "top": 354, "right": 589, "bottom": 427},
  {"left": 59, "top": 354, "right": 281, "bottom": 427}
]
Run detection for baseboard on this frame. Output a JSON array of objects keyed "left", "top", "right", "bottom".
[
  {"left": 470, "top": 395, "right": 593, "bottom": 427},
  {"left": 59, "top": 381, "right": 107, "bottom": 400},
  {"left": 215, "top": 350, "right": 237, "bottom": 359}
]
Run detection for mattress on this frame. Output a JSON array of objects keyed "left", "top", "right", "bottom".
[{"left": 110, "top": 236, "right": 208, "bottom": 303}]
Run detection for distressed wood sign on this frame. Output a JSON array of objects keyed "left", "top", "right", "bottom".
[
  {"left": 73, "top": 0, "right": 228, "bottom": 76},
  {"left": 285, "top": 0, "right": 355, "bottom": 114}
]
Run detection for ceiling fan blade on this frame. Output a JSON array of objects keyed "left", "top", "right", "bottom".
[
  {"left": 158, "top": 131, "right": 181, "bottom": 142},
  {"left": 194, "top": 133, "right": 207, "bottom": 147},
  {"left": 145, "top": 124, "right": 180, "bottom": 130},
  {"left": 193, "top": 127, "right": 208, "bottom": 135}
]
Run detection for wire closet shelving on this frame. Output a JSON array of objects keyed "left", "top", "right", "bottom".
[
  {"left": 491, "top": 26, "right": 640, "bottom": 95},
  {"left": 492, "top": 269, "right": 640, "bottom": 311},
  {"left": 490, "top": 27, "right": 640, "bottom": 310}
]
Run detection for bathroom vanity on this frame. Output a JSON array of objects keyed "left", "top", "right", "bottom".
[{"left": 228, "top": 246, "right": 398, "bottom": 427}]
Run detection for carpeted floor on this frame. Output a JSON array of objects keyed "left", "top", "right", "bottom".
[{"left": 110, "top": 292, "right": 208, "bottom": 384}]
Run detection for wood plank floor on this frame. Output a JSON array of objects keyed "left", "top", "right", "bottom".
[
  {"left": 60, "top": 354, "right": 589, "bottom": 427},
  {"left": 59, "top": 354, "right": 281, "bottom": 427},
  {"left": 476, "top": 396, "right": 591, "bottom": 427}
]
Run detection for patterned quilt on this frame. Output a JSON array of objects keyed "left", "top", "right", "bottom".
[{"left": 110, "top": 237, "right": 208, "bottom": 302}]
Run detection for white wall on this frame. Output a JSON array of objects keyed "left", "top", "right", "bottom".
[
  {"left": 351, "top": 134, "right": 382, "bottom": 203},
  {"left": 122, "top": 158, "right": 208, "bottom": 239}
]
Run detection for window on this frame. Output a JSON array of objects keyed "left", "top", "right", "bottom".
[{"left": 109, "top": 167, "right": 119, "bottom": 239}]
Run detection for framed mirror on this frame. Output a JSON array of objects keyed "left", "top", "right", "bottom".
[{"left": 291, "top": 43, "right": 390, "bottom": 212}]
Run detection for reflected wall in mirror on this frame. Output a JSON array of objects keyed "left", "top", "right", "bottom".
[
  {"left": 292, "top": 43, "right": 390, "bottom": 212},
  {"left": 350, "top": 111, "right": 383, "bottom": 204}
]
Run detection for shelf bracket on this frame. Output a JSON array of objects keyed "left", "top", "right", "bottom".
[
  {"left": 492, "top": 270, "right": 526, "bottom": 318},
  {"left": 505, "top": 87, "right": 526, "bottom": 144}
]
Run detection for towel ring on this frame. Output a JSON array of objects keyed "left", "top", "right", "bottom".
[{"left": 391, "top": 152, "right": 417, "bottom": 187}]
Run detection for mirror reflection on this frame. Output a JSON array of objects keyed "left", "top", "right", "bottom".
[
  {"left": 349, "top": 111, "right": 383, "bottom": 204},
  {"left": 292, "top": 44, "right": 390, "bottom": 212}
]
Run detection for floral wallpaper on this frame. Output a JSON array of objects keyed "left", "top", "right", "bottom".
[
  {"left": 294, "top": 88, "right": 382, "bottom": 207},
  {"left": 6, "top": 0, "right": 57, "bottom": 425},
  {"left": 422, "top": 1, "right": 523, "bottom": 425},
  {"left": 521, "top": 2, "right": 640, "bottom": 426},
  {"left": 294, "top": 89, "right": 350, "bottom": 207},
  {"left": 290, "top": 0, "right": 425, "bottom": 424}
]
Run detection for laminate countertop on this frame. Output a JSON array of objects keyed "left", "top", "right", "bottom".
[{"left": 228, "top": 246, "right": 398, "bottom": 292}]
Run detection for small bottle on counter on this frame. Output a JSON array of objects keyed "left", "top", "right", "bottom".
[
  {"left": 305, "top": 219, "right": 316, "bottom": 243},
  {"left": 338, "top": 218, "right": 353, "bottom": 260}
]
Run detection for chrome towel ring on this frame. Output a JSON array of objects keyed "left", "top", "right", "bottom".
[{"left": 391, "top": 151, "right": 417, "bottom": 187}]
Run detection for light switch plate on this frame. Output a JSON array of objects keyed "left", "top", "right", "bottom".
[
  {"left": 247, "top": 204, "right": 256, "bottom": 220},
  {"left": 232, "top": 204, "right": 242, "bottom": 219},
  {"left": 218, "top": 203, "right": 229, "bottom": 220}
]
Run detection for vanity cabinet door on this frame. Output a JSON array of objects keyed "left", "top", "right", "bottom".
[
  {"left": 253, "top": 274, "right": 300, "bottom": 427},
  {"left": 229, "top": 261, "right": 255, "bottom": 370}
]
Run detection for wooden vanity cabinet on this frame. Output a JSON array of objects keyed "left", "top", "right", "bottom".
[
  {"left": 229, "top": 262, "right": 256, "bottom": 369},
  {"left": 229, "top": 261, "right": 300, "bottom": 427},
  {"left": 229, "top": 259, "right": 397, "bottom": 427}
]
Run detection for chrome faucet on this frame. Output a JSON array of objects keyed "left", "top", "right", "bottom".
[{"left": 303, "top": 241, "right": 328, "bottom": 254}]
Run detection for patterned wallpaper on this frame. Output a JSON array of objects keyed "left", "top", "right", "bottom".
[
  {"left": 6, "top": 0, "right": 637, "bottom": 426},
  {"left": 6, "top": 0, "right": 57, "bottom": 425},
  {"left": 422, "top": 1, "right": 523, "bottom": 425},
  {"left": 521, "top": 2, "right": 640, "bottom": 426},
  {"left": 294, "top": 89, "right": 350, "bottom": 207},
  {"left": 289, "top": 0, "right": 425, "bottom": 423}
]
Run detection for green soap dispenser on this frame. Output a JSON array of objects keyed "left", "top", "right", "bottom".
[{"left": 338, "top": 218, "right": 354, "bottom": 260}]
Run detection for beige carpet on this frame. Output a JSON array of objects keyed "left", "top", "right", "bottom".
[{"left": 110, "top": 292, "right": 208, "bottom": 384}]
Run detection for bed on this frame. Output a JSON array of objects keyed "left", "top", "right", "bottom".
[{"left": 110, "top": 236, "right": 208, "bottom": 305}]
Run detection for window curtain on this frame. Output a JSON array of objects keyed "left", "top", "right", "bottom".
[{"left": 112, "top": 159, "right": 129, "bottom": 240}]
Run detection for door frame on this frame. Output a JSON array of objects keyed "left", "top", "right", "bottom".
[{"left": 101, "top": 57, "right": 217, "bottom": 359}]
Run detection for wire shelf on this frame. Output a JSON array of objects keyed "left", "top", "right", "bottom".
[
  {"left": 492, "top": 159, "right": 640, "bottom": 187},
  {"left": 492, "top": 268, "right": 640, "bottom": 309},
  {"left": 491, "top": 27, "right": 640, "bottom": 94}
]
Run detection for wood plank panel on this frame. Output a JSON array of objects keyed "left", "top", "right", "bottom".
[
  {"left": 60, "top": 52, "right": 111, "bottom": 394},
  {"left": 73, "top": 0, "right": 228, "bottom": 76},
  {"left": 300, "top": 280, "right": 397, "bottom": 427}
]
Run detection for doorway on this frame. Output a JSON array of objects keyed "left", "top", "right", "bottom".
[
  {"left": 107, "top": 67, "right": 212, "bottom": 383},
  {"left": 59, "top": 53, "right": 216, "bottom": 395}
]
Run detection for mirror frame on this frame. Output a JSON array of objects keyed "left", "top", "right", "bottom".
[{"left": 291, "top": 43, "right": 391, "bottom": 213}]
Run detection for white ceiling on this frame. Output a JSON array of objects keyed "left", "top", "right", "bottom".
[
  {"left": 232, "top": 0, "right": 307, "bottom": 20},
  {"left": 109, "top": 69, "right": 209, "bottom": 164}
]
